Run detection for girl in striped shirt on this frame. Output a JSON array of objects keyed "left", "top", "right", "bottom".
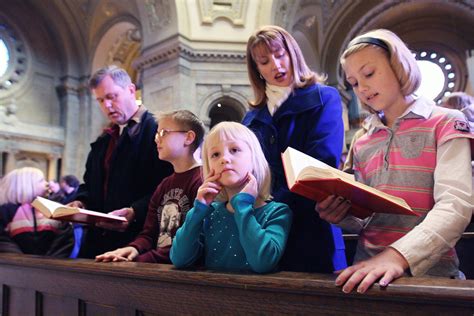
[{"left": 317, "top": 29, "right": 474, "bottom": 293}]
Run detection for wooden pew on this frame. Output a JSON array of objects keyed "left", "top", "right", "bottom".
[{"left": 0, "top": 253, "right": 473, "bottom": 315}]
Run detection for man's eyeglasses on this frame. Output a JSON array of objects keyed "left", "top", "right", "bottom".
[{"left": 156, "top": 129, "right": 188, "bottom": 138}]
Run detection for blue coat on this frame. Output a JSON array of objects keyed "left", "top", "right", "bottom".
[{"left": 243, "top": 83, "right": 346, "bottom": 272}]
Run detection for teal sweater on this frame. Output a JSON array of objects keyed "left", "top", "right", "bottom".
[{"left": 170, "top": 193, "right": 292, "bottom": 273}]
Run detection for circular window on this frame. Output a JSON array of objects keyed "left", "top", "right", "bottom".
[
  {"left": 0, "top": 38, "right": 9, "bottom": 77},
  {"left": 0, "top": 22, "right": 28, "bottom": 92},
  {"left": 413, "top": 50, "right": 455, "bottom": 103}
]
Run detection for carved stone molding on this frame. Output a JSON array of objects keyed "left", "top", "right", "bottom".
[
  {"left": 320, "top": 0, "right": 345, "bottom": 29},
  {"left": 198, "top": 0, "right": 247, "bottom": 26},
  {"left": 134, "top": 40, "right": 246, "bottom": 70},
  {"left": 107, "top": 29, "right": 141, "bottom": 66},
  {"left": 274, "top": 0, "right": 291, "bottom": 29},
  {"left": 56, "top": 76, "right": 89, "bottom": 98},
  {"left": 144, "top": 0, "right": 171, "bottom": 32},
  {"left": 0, "top": 99, "right": 18, "bottom": 126}
]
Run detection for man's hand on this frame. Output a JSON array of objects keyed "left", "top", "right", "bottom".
[
  {"left": 67, "top": 200, "right": 85, "bottom": 208},
  {"left": 96, "top": 207, "right": 134, "bottom": 232}
]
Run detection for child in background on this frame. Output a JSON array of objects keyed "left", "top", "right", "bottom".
[
  {"left": 441, "top": 92, "right": 474, "bottom": 131},
  {"left": 0, "top": 167, "right": 74, "bottom": 256},
  {"left": 96, "top": 110, "right": 204, "bottom": 263},
  {"left": 242, "top": 25, "right": 346, "bottom": 273},
  {"left": 170, "top": 122, "right": 292, "bottom": 273},
  {"left": 317, "top": 29, "right": 474, "bottom": 293}
]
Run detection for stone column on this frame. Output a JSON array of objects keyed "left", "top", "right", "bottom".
[
  {"left": 4, "top": 150, "right": 17, "bottom": 173},
  {"left": 47, "top": 154, "right": 59, "bottom": 180},
  {"left": 56, "top": 76, "right": 88, "bottom": 178}
]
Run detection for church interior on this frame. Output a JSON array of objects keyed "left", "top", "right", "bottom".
[
  {"left": 0, "top": 0, "right": 473, "bottom": 314},
  {"left": 1, "top": 0, "right": 473, "bottom": 179}
]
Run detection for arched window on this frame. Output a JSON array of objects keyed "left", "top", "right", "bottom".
[
  {"left": 414, "top": 50, "right": 455, "bottom": 103},
  {"left": 208, "top": 97, "right": 244, "bottom": 129}
]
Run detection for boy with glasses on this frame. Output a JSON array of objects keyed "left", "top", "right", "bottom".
[{"left": 96, "top": 110, "right": 205, "bottom": 263}]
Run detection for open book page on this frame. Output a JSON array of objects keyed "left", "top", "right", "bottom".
[
  {"left": 282, "top": 147, "right": 415, "bottom": 217},
  {"left": 283, "top": 146, "right": 331, "bottom": 186},
  {"left": 32, "top": 197, "right": 126, "bottom": 224},
  {"left": 33, "top": 197, "right": 74, "bottom": 217}
]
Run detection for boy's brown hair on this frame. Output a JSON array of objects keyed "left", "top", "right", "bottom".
[{"left": 157, "top": 110, "right": 205, "bottom": 152}]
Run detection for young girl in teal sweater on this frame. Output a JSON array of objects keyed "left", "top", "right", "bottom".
[{"left": 171, "top": 122, "right": 292, "bottom": 273}]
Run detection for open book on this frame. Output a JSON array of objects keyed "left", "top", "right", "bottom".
[
  {"left": 282, "top": 147, "right": 418, "bottom": 219},
  {"left": 32, "top": 197, "right": 127, "bottom": 225}
]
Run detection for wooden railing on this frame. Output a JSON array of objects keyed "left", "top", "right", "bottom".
[{"left": 0, "top": 253, "right": 473, "bottom": 315}]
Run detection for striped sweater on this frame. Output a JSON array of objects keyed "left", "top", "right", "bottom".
[{"left": 352, "top": 97, "right": 474, "bottom": 277}]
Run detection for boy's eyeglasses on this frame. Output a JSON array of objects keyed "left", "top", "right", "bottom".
[{"left": 156, "top": 129, "right": 188, "bottom": 138}]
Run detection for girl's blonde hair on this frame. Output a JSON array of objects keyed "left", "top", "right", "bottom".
[
  {"left": 0, "top": 167, "right": 45, "bottom": 205},
  {"left": 340, "top": 29, "right": 421, "bottom": 112},
  {"left": 246, "top": 25, "right": 326, "bottom": 108},
  {"left": 201, "top": 122, "right": 271, "bottom": 202}
]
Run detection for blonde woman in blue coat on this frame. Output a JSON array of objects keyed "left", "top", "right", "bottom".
[{"left": 243, "top": 25, "right": 346, "bottom": 273}]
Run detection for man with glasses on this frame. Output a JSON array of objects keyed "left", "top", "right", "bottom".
[{"left": 69, "top": 65, "right": 173, "bottom": 258}]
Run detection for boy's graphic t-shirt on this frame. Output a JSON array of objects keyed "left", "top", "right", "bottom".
[{"left": 129, "top": 166, "right": 202, "bottom": 263}]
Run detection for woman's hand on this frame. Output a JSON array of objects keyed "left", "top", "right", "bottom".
[
  {"left": 95, "top": 246, "right": 139, "bottom": 262},
  {"left": 335, "top": 247, "right": 409, "bottom": 293},
  {"left": 196, "top": 169, "right": 222, "bottom": 206},
  {"left": 315, "top": 195, "right": 351, "bottom": 224}
]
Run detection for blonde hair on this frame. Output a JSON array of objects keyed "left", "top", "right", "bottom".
[
  {"left": 441, "top": 92, "right": 474, "bottom": 111},
  {"left": 201, "top": 122, "right": 271, "bottom": 202},
  {"left": 0, "top": 167, "right": 45, "bottom": 205},
  {"left": 246, "top": 25, "right": 326, "bottom": 108},
  {"left": 340, "top": 29, "right": 421, "bottom": 112}
]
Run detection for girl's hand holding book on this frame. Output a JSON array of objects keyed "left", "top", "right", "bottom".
[{"left": 315, "top": 195, "right": 351, "bottom": 224}]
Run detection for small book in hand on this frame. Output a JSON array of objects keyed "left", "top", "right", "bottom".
[
  {"left": 32, "top": 196, "right": 127, "bottom": 225},
  {"left": 282, "top": 147, "right": 418, "bottom": 219}
]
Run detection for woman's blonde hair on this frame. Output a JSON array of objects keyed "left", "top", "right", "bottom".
[
  {"left": 0, "top": 167, "right": 45, "bottom": 205},
  {"left": 340, "top": 29, "right": 421, "bottom": 112},
  {"left": 246, "top": 25, "right": 326, "bottom": 108},
  {"left": 201, "top": 122, "right": 271, "bottom": 202}
]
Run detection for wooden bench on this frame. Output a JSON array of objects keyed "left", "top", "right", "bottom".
[{"left": 0, "top": 253, "right": 473, "bottom": 315}]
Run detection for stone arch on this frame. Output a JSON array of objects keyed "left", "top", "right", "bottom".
[
  {"left": 91, "top": 18, "right": 142, "bottom": 81},
  {"left": 289, "top": 4, "right": 324, "bottom": 74},
  {"left": 199, "top": 90, "right": 248, "bottom": 129}
]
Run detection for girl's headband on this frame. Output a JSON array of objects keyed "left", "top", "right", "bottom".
[{"left": 350, "top": 37, "right": 389, "bottom": 51}]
